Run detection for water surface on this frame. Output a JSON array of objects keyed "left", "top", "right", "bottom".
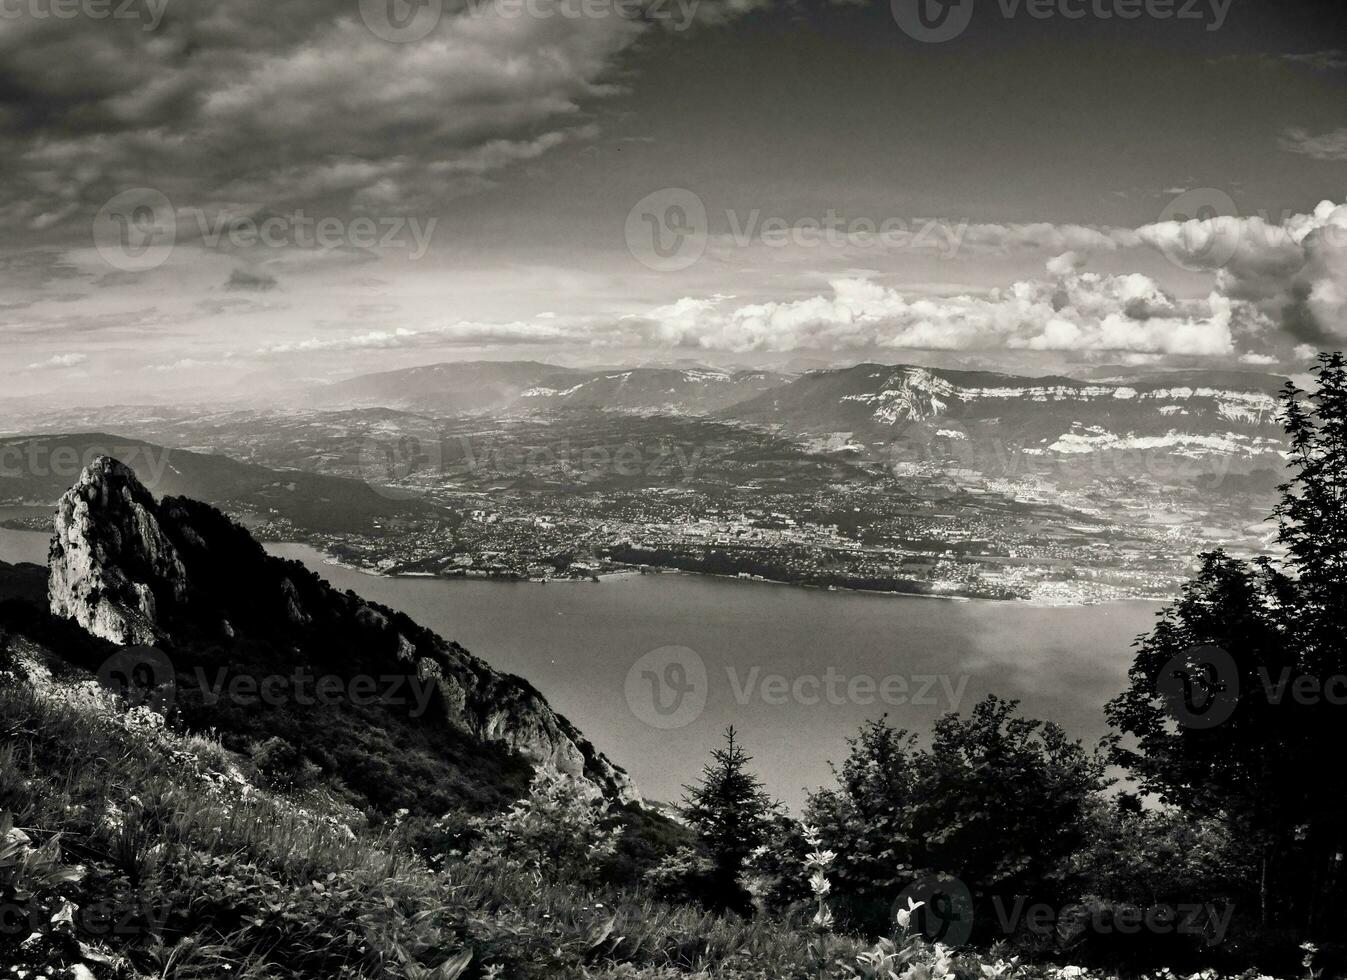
[
  {"left": 0, "top": 522, "right": 1163, "bottom": 809},
  {"left": 268, "top": 544, "right": 1161, "bottom": 809}
]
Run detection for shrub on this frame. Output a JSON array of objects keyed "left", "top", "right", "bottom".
[{"left": 462, "top": 769, "right": 623, "bottom": 882}]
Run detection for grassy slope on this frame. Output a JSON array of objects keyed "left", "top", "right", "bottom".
[
  {"left": 0, "top": 640, "right": 851, "bottom": 979},
  {"left": 1, "top": 643, "right": 1293, "bottom": 980}
]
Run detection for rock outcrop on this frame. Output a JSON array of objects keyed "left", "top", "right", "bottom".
[
  {"left": 49, "top": 458, "right": 188, "bottom": 646},
  {"left": 48, "top": 457, "right": 638, "bottom": 804}
]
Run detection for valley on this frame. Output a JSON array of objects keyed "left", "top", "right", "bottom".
[{"left": 2, "top": 360, "right": 1286, "bottom": 604}]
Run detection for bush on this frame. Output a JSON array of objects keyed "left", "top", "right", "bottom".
[
  {"left": 462, "top": 770, "right": 623, "bottom": 882},
  {"left": 806, "top": 697, "right": 1107, "bottom": 938}
]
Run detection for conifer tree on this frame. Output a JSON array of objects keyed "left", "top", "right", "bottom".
[
  {"left": 681, "top": 726, "right": 776, "bottom": 909},
  {"left": 1107, "top": 351, "right": 1347, "bottom": 937}
]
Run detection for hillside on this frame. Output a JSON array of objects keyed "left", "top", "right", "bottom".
[
  {"left": 24, "top": 457, "right": 635, "bottom": 809},
  {"left": 0, "top": 433, "right": 434, "bottom": 532},
  {"left": 720, "top": 363, "right": 1289, "bottom": 484}
]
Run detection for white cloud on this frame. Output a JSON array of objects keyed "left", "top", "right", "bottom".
[
  {"left": 245, "top": 199, "right": 1347, "bottom": 363},
  {"left": 622, "top": 268, "right": 1235, "bottom": 356},
  {"left": 1133, "top": 199, "right": 1347, "bottom": 347},
  {"left": 261, "top": 328, "right": 420, "bottom": 355},
  {"left": 25, "top": 352, "right": 88, "bottom": 369},
  {"left": 1282, "top": 50, "right": 1347, "bottom": 71}
]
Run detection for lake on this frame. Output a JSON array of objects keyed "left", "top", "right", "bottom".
[{"left": 0, "top": 521, "right": 1162, "bottom": 809}]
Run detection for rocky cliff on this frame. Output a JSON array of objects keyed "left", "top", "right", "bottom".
[
  {"left": 48, "top": 456, "right": 638, "bottom": 804},
  {"left": 49, "top": 458, "right": 187, "bottom": 646}
]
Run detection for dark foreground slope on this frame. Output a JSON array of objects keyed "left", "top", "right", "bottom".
[{"left": 31, "top": 456, "right": 635, "bottom": 813}]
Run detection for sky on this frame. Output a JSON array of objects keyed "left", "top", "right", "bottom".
[{"left": 1, "top": 0, "right": 1345, "bottom": 404}]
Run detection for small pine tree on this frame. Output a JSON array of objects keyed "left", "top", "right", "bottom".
[{"left": 681, "top": 726, "right": 777, "bottom": 910}]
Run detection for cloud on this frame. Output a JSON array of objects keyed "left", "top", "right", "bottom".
[
  {"left": 0, "top": 0, "right": 733, "bottom": 236},
  {"left": 1046, "top": 251, "right": 1088, "bottom": 277},
  {"left": 261, "top": 328, "right": 421, "bottom": 355},
  {"left": 954, "top": 223, "right": 1135, "bottom": 255},
  {"left": 1128, "top": 199, "right": 1347, "bottom": 349},
  {"left": 25, "top": 352, "right": 88, "bottom": 369},
  {"left": 623, "top": 268, "right": 1235, "bottom": 356},
  {"left": 225, "top": 268, "right": 280, "bottom": 292},
  {"left": 1279, "top": 127, "right": 1347, "bottom": 161},
  {"left": 245, "top": 198, "right": 1347, "bottom": 365},
  {"left": 1282, "top": 50, "right": 1347, "bottom": 71},
  {"left": 258, "top": 317, "right": 590, "bottom": 354}
]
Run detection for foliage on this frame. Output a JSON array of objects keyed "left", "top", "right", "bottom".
[
  {"left": 0, "top": 669, "right": 853, "bottom": 979},
  {"left": 743, "top": 812, "right": 813, "bottom": 914},
  {"left": 1106, "top": 353, "right": 1347, "bottom": 944},
  {"left": 644, "top": 846, "right": 718, "bottom": 906},
  {"left": 680, "top": 727, "right": 780, "bottom": 912},
  {"left": 806, "top": 697, "right": 1107, "bottom": 938},
  {"left": 462, "top": 769, "right": 623, "bottom": 882},
  {"left": 0, "top": 604, "right": 1324, "bottom": 980}
]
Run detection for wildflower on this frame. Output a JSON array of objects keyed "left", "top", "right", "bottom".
[
  {"left": 1302, "top": 942, "right": 1319, "bottom": 972},
  {"left": 804, "top": 849, "right": 837, "bottom": 869},
  {"left": 897, "top": 896, "right": 925, "bottom": 931},
  {"left": 801, "top": 826, "right": 836, "bottom": 936}
]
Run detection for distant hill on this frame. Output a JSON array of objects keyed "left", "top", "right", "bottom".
[
  {"left": 309, "top": 360, "right": 789, "bottom": 415},
  {"left": 0, "top": 432, "right": 432, "bottom": 532},
  {"left": 718, "top": 363, "right": 1290, "bottom": 483}
]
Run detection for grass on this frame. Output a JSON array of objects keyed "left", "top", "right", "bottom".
[{"left": 0, "top": 643, "right": 853, "bottom": 979}]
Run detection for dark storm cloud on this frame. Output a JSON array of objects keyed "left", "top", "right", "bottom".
[
  {"left": 0, "top": 306, "right": 170, "bottom": 337},
  {"left": 225, "top": 268, "right": 279, "bottom": 292},
  {"left": 1280, "top": 127, "right": 1347, "bottom": 160},
  {"left": 0, "top": 0, "right": 673, "bottom": 235},
  {"left": 0, "top": 248, "right": 85, "bottom": 287}
]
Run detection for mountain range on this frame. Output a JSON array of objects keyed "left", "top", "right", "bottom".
[
  {"left": 719, "top": 363, "right": 1290, "bottom": 481},
  {"left": 309, "top": 361, "right": 787, "bottom": 415},
  {"left": 303, "top": 359, "right": 1291, "bottom": 476}
]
